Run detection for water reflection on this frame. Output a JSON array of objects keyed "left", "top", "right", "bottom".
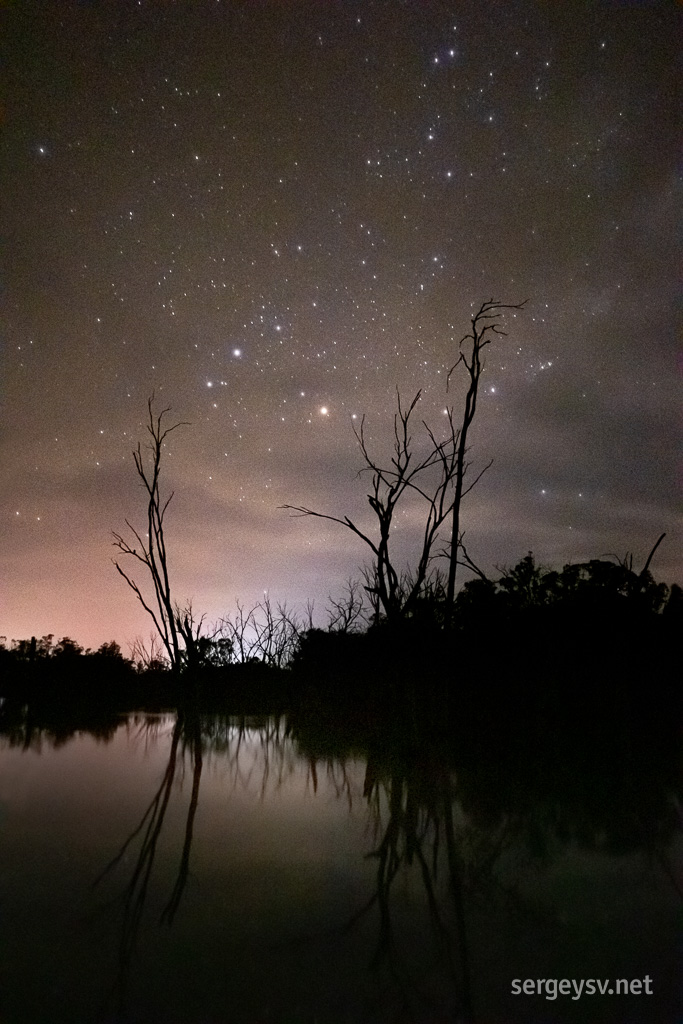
[
  {"left": 0, "top": 694, "right": 680, "bottom": 1023},
  {"left": 90, "top": 710, "right": 200, "bottom": 1014}
]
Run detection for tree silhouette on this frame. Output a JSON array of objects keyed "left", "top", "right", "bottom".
[
  {"left": 445, "top": 299, "right": 526, "bottom": 613},
  {"left": 113, "top": 397, "right": 190, "bottom": 674},
  {"left": 283, "top": 300, "right": 525, "bottom": 624},
  {"left": 283, "top": 389, "right": 461, "bottom": 622}
]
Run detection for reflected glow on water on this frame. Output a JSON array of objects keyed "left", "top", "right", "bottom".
[{"left": 0, "top": 710, "right": 680, "bottom": 1023}]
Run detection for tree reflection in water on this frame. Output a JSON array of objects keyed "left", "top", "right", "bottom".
[
  {"left": 92, "top": 704, "right": 299, "bottom": 1019},
  {"left": 4, "top": 692, "right": 678, "bottom": 1023},
  {"left": 91, "top": 709, "right": 199, "bottom": 1015},
  {"left": 286, "top": 706, "right": 683, "bottom": 1023},
  {"left": 350, "top": 761, "right": 474, "bottom": 1022}
]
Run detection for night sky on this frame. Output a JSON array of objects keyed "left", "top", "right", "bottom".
[{"left": 2, "top": 0, "right": 680, "bottom": 650}]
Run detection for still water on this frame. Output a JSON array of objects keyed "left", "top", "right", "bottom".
[{"left": 0, "top": 709, "right": 680, "bottom": 1023}]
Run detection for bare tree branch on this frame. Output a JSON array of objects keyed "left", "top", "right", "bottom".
[
  {"left": 641, "top": 533, "right": 666, "bottom": 578},
  {"left": 113, "top": 396, "right": 191, "bottom": 673},
  {"left": 283, "top": 389, "right": 460, "bottom": 622},
  {"left": 445, "top": 300, "right": 526, "bottom": 613}
]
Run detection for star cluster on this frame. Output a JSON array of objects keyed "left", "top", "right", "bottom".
[{"left": 2, "top": 0, "right": 679, "bottom": 647}]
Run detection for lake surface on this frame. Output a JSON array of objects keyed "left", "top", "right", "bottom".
[{"left": 0, "top": 707, "right": 680, "bottom": 1023}]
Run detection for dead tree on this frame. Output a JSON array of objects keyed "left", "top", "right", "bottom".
[
  {"left": 445, "top": 300, "right": 526, "bottom": 613},
  {"left": 326, "top": 577, "right": 368, "bottom": 633},
  {"left": 218, "top": 600, "right": 257, "bottom": 663},
  {"left": 282, "top": 390, "right": 460, "bottom": 623},
  {"left": 113, "top": 397, "right": 189, "bottom": 673},
  {"left": 250, "top": 597, "right": 303, "bottom": 668},
  {"left": 130, "top": 632, "right": 169, "bottom": 673},
  {"left": 218, "top": 597, "right": 305, "bottom": 667}
]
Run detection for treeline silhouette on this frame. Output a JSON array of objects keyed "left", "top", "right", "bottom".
[
  {"left": 0, "top": 630, "right": 284, "bottom": 711},
  {"left": 2, "top": 553, "right": 681, "bottom": 748}
]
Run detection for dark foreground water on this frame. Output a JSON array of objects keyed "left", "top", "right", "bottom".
[{"left": 0, "top": 708, "right": 680, "bottom": 1023}]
